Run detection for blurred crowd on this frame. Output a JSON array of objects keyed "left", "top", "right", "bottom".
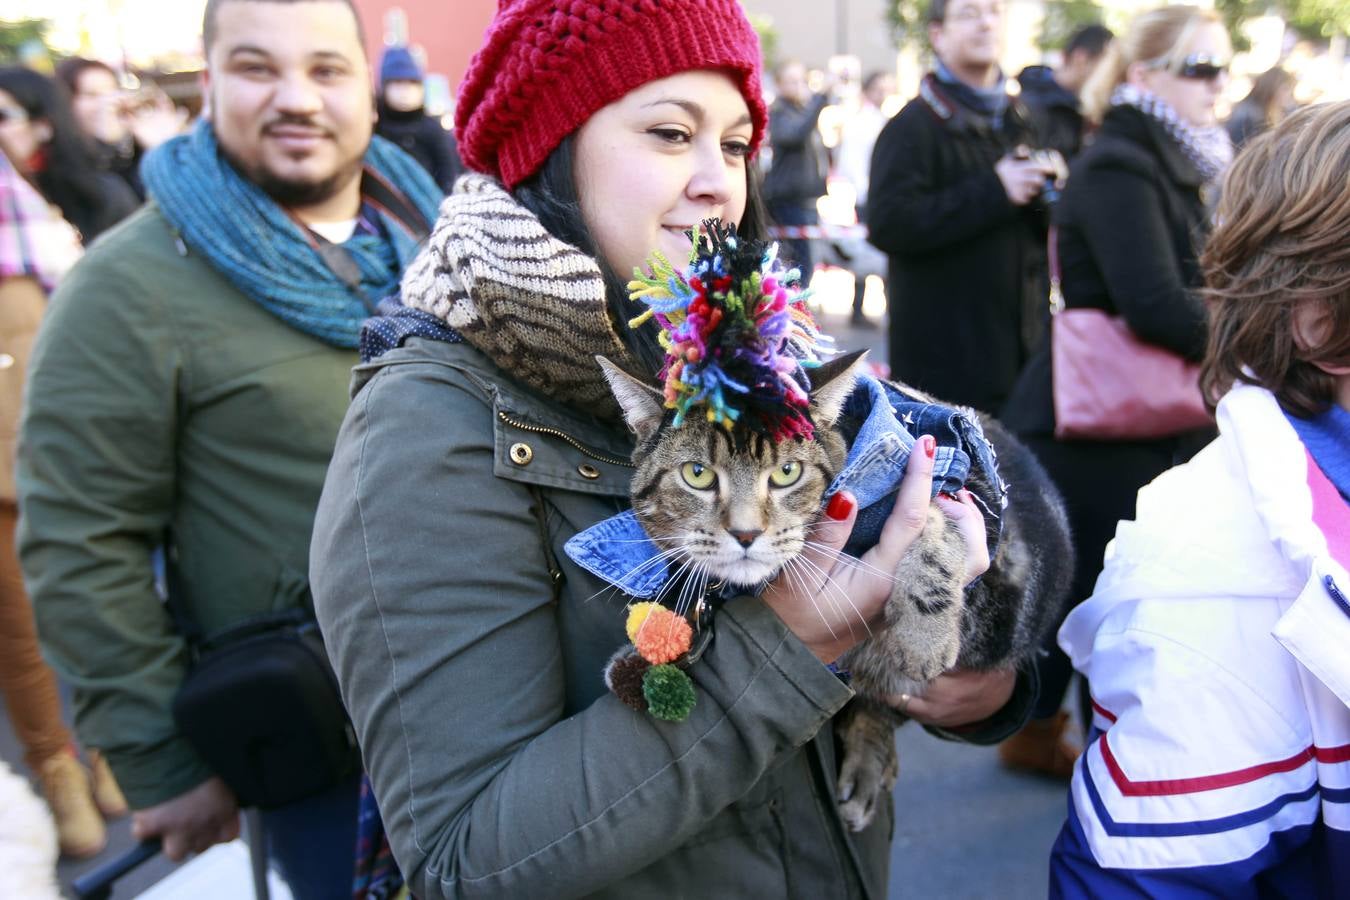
[{"left": 0, "top": 0, "right": 1347, "bottom": 898}]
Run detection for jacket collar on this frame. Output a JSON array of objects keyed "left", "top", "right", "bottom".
[
  {"left": 917, "top": 73, "right": 1033, "bottom": 140},
  {"left": 1062, "top": 384, "right": 1350, "bottom": 703},
  {"left": 1099, "top": 104, "right": 1205, "bottom": 190}
]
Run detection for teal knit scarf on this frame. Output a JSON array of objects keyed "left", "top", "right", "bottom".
[{"left": 141, "top": 121, "right": 443, "bottom": 348}]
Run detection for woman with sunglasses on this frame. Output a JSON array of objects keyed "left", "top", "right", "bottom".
[
  {"left": 1000, "top": 5, "right": 1231, "bottom": 775},
  {"left": 0, "top": 68, "right": 139, "bottom": 245}
]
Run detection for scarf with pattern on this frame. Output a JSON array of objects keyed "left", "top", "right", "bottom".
[
  {"left": 1110, "top": 84, "right": 1233, "bottom": 183},
  {"left": 396, "top": 174, "right": 644, "bottom": 418},
  {"left": 142, "top": 120, "right": 444, "bottom": 349}
]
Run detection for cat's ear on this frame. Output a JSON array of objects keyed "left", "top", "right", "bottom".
[
  {"left": 597, "top": 356, "right": 666, "bottom": 441},
  {"left": 807, "top": 350, "right": 868, "bottom": 428}
]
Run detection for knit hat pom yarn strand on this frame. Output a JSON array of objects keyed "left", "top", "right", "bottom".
[{"left": 457, "top": 0, "right": 767, "bottom": 189}]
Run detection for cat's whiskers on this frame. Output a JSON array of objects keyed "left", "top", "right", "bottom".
[
  {"left": 585, "top": 545, "right": 691, "bottom": 605},
  {"left": 777, "top": 555, "right": 840, "bottom": 640},
  {"left": 792, "top": 552, "right": 873, "bottom": 639},
  {"left": 800, "top": 540, "right": 904, "bottom": 586}
]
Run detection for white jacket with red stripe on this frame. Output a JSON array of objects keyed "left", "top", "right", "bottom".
[{"left": 1050, "top": 384, "right": 1350, "bottom": 898}]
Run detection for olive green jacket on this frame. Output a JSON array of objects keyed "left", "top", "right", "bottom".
[
  {"left": 17, "top": 205, "right": 357, "bottom": 808},
  {"left": 311, "top": 337, "right": 1030, "bottom": 899}
]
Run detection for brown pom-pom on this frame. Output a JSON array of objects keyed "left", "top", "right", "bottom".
[{"left": 604, "top": 649, "right": 651, "bottom": 712}]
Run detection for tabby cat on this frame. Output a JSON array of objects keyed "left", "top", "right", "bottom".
[{"left": 599, "top": 352, "right": 1073, "bottom": 832}]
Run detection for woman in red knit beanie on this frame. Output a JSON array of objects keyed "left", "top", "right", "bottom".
[{"left": 311, "top": 2, "right": 1027, "bottom": 897}]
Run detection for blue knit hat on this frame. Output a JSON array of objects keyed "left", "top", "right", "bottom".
[{"left": 380, "top": 46, "right": 422, "bottom": 85}]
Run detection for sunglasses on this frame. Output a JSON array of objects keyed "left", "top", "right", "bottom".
[
  {"left": 1171, "top": 54, "right": 1229, "bottom": 81},
  {"left": 0, "top": 106, "right": 29, "bottom": 125}
]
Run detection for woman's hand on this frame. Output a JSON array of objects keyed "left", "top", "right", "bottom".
[
  {"left": 889, "top": 668, "right": 1016, "bottom": 730},
  {"left": 763, "top": 434, "right": 990, "bottom": 663}
]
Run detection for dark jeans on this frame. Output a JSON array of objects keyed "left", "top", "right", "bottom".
[
  {"left": 261, "top": 774, "right": 362, "bottom": 900},
  {"left": 767, "top": 200, "right": 818, "bottom": 281}
]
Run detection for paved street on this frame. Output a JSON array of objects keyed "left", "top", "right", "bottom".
[{"left": 0, "top": 282, "right": 1070, "bottom": 898}]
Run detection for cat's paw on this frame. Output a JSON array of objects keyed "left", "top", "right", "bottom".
[
  {"left": 837, "top": 739, "right": 899, "bottom": 833},
  {"left": 836, "top": 703, "right": 901, "bottom": 833},
  {"left": 896, "top": 624, "right": 962, "bottom": 683}
]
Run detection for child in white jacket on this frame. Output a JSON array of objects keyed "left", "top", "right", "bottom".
[{"left": 1050, "top": 100, "right": 1350, "bottom": 897}]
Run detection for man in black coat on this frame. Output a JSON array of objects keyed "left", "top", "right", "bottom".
[
  {"left": 763, "top": 60, "right": 830, "bottom": 280},
  {"left": 1017, "top": 24, "right": 1113, "bottom": 160},
  {"left": 376, "top": 46, "right": 462, "bottom": 194},
  {"left": 867, "top": 0, "right": 1060, "bottom": 413}
]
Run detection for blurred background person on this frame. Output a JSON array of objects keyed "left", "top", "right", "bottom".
[
  {"left": 867, "top": 0, "right": 1058, "bottom": 413},
  {"left": 0, "top": 67, "right": 139, "bottom": 244},
  {"left": 55, "top": 57, "right": 185, "bottom": 201},
  {"left": 1018, "top": 24, "right": 1115, "bottom": 160},
  {"left": 1000, "top": 5, "right": 1233, "bottom": 777},
  {"left": 375, "top": 45, "right": 461, "bottom": 193},
  {"left": 834, "top": 69, "right": 894, "bottom": 327},
  {"left": 763, "top": 59, "right": 830, "bottom": 280},
  {"left": 0, "top": 148, "right": 125, "bottom": 861},
  {"left": 1225, "top": 66, "right": 1296, "bottom": 150}
]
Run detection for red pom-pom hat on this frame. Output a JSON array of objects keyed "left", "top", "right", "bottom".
[{"left": 457, "top": 0, "right": 768, "bottom": 189}]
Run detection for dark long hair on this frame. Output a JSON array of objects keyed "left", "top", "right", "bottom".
[
  {"left": 0, "top": 67, "right": 106, "bottom": 233},
  {"left": 513, "top": 134, "right": 769, "bottom": 378}
]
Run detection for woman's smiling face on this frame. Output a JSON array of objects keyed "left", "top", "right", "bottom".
[{"left": 573, "top": 70, "right": 753, "bottom": 279}]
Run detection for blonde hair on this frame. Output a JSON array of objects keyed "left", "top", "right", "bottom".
[{"left": 1080, "top": 5, "right": 1221, "bottom": 123}]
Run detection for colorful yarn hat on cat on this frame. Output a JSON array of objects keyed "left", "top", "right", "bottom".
[
  {"left": 627, "top": 219, "right": 832, "bottom": 442},
  {"left": 456, "top": 0, "right": 767, "bottom": 189}
]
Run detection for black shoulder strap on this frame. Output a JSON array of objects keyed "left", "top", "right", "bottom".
[{"left": 361, "top": 168, "right": 433, "bottom": 244}]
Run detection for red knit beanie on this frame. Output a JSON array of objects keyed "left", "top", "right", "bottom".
[{"left": 457, "top": 0, "right": 767, "bottom": 190}]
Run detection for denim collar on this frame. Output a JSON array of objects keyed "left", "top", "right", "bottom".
[{"left": 564, "top": 374, "right": 1007, "bottom": 597}]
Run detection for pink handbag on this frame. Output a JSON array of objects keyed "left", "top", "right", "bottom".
[{"left": 1048, "top": 229, "right": 1212, "bottom": 441}]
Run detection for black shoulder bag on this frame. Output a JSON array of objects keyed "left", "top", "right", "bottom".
[{"left": 170, "top": 600, "right": 362, "bottom": 810}]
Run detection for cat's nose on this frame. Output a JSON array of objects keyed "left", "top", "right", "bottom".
[{"left": 728, "top": 529, "right": 762, "bottom": 548}]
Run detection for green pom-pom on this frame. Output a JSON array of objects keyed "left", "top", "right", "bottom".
[{"left": 642, "top": 664, "right": 696, "bottom": 722}]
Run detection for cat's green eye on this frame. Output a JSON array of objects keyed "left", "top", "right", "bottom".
[
  {"left": 769, "top": 461, "right": 802, "bottom": 487},
  {"left": 681, "top": 462, "right": 717, "bottom": 490}
]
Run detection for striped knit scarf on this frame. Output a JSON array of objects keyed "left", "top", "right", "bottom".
[
  {"left": 399, "top": 174, "right": 643, "bottom": 418},
  {"left": 1110, "top": 84, "right": 1233, "bottom": 183},
  {"left": 142, "top": 121, "right": 444, "bottom": 348}
]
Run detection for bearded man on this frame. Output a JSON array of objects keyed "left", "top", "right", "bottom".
[{"left": 16, "top": 1, "right": 442, "bottom": 895}]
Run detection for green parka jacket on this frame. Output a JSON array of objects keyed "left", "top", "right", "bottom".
[
  {"left": 310, "top": 336, "right": 1030, "bottom": 899},
  {"left": 17, "top": 205, "right": 358, "bottom": 807}
]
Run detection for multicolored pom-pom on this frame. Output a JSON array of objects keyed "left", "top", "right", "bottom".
[
  {"left": 628, "top": 603, "right": 693, "bottom": 665},
  {"left": 605, "top": 602, "right": 698, "bottom": 722},
  {"left": 642, "top": 664, "right": 697, "bottom": 722},
  {"left": 626, "top": 219, "right": 832, "bottom": 443}
]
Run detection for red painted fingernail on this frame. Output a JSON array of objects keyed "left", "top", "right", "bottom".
[
  {"left": 922, "top": 436, "right": 936, "bottom": 459},
  {"left": 937, "top": 491, "right": 957, "bottom": 501},
  {"left": 826, "top": 492, "right": 855, "bottom": 521}
]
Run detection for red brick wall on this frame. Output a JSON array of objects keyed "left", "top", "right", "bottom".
[{"left": 352, "top": 0, "right": 496, "bottom": 96}]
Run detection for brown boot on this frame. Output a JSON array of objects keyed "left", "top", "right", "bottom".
[
  {"left": 998, "top": 710, "right": 1080, "bottom": 780},
  {"left": 36, "top": 749, "right": 107, "bottom": 859},
  {"left": 88, "top": 750, "right": 129, "bottom": 819}
]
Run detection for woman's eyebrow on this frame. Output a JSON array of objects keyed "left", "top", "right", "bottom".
[{"left": 641, "top": 98, "right": 753, "bottom": 128}]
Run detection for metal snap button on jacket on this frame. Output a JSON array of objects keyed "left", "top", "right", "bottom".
[
  {"left": 509, "top": 442, "right": 534, "bottom": 466},
  {"left": 577, "top": 463, "right": 601, "bottom": 480}
]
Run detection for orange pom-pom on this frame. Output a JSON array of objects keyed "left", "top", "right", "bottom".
[{"left": 632, "top": 606, "right": 693, "bottom": 665}]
